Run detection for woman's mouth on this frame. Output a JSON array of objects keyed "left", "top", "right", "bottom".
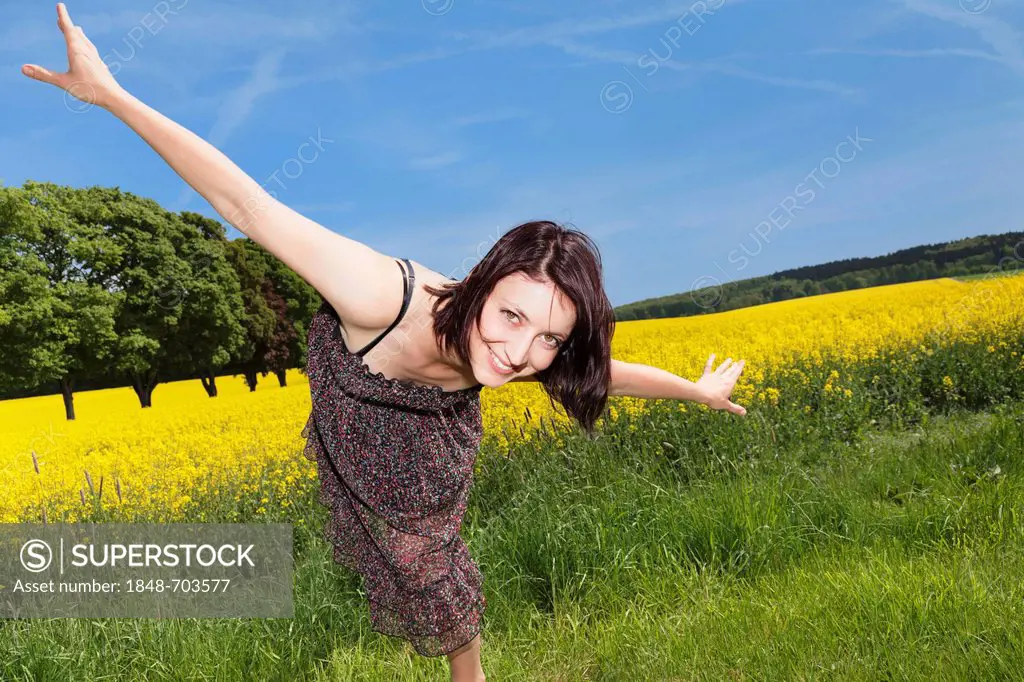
[{"left": 487, "top": 347, "right": 516, "bottom": 376}]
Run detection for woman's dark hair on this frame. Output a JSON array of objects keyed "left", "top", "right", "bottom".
[{"left": 423, "top": 220, "right": 616, "bottom": 435}]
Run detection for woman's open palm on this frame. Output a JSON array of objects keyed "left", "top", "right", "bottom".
[
  {"left": 21, "top": 3, "right": 124, "bottom": 110},
  {"left": 696, "top": 353, "right": 748, "bottom": 416}
]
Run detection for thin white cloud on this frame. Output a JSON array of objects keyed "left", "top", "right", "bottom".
[
  {"left": 286, "top": 201, "right": 356, "bottom": 213},
  {"left": 172, "top": 48, "right": 288, "bottom": 210},
  {"left": 444, "top": 0, "right": 756, "bottom": 51},
  {"left": 549, "top": 38, "right": 862, "bottom": 98},
  {"left": 344, "top": 107, "right": 523, "bottom": 175},
  {"left": 700, "top": 62, "right": 862, "bottom": 97},
  {"left": 4, "top": 2, "right": 358, "bottom": 122},
  {"left": 360, "top": 110, "right": 1024, "bottom": 305},
  {"left": 297, "top": 45, "right": 468, "bottom": 84},
  {"left": 449, "top": 108, "right": 529, "bottom": 127},
  {"left": 296, "top": 1, "right": 758, "bottom": 85},
  {"left": 206, "top": 49, "right": 287, "bottom": 147},
  {"left": 407, "top": 151, "right": 465, "bottom": 171},
  {"left": 0, "top": 5, "right": 350, "bottom": 52},
  {"left": 805, "top": 46, "right": 1005, "bottom": 64},
  {"left": 899, "top": 0, "right": 1024, "bottom": 73}
]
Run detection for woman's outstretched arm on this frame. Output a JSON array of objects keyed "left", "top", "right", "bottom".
[
  {"left": 21, "top": 3, "right": 407, "bottom": 334},
  {"left": 609, "top": 354, "right": 748, "bottom": 416}
]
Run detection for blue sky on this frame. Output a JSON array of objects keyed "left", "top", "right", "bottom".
[{"left": 3, "top": 0, "right": 1023, "bottom": 307}]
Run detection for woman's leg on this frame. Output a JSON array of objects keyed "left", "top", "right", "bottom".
[{"left": 447, "top": 632, "right": 485, "bottom": 682}]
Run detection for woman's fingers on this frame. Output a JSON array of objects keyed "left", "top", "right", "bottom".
[
  {"left": 58, "top": 5, "right": 97, "bottom": 65},
  {"left": 60, "top": 3, "right": 78, "bottom": 60},
  {"left": 21, "top": 5, "right": 72, "bottom": 88},
  {"left": 704, "top": 353, "right": 715, "bottom": 375},
  {"left": 21, "top": 63, "right": 65, "bottom": 88},
  {"left": 23, "top": 3, "right": 115, "bottom": 107},
  {"left": 58, "top": 2, "right": 74, "bottom": 34},
  {"left": 76, "top": 25, "right": 96, "bottom": 50}
]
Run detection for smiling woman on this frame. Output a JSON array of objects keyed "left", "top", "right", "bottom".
[
  {"left": 423, "top": 220, "right": 617, "bottom": 433},
  {"left": 17, "top": 4, "right": 747, "bottom": 677}
]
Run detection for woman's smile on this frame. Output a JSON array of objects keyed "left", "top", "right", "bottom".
[{"left": 487, "top": 346, "right": 516, "bottom": 375}]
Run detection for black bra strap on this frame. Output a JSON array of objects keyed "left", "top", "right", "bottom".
[{"left": 355, "top": 258, "right": 414, "bottom": 357}]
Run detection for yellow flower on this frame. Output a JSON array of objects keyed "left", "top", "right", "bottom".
[{"left": 4, "top": 273, "right": 1024, "bottom": 525}]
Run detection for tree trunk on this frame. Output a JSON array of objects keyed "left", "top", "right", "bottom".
[
  {"left": 130, "top": 369, "right": 158, "bottom": 407},
  {"left": 245, "top": 369, "right": 258, "bottom": 392},
  {"left": 61, "top": 375, "right": 76, "bottom": 420},
  {"left": 199, "top": 367, "right": 219, "bottom": 397},
  {"left": 275, "top": 369, "right": 287, "bottom": 387}
]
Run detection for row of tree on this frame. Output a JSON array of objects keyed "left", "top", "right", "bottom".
[
  {"left": 7, "top": 179, "right": 1020, "bottom": 419},
  {"left": 0, "top": 181, "right": 322, "bottom": 419},
  {"left": 614, "top": 231, "right": 1024, "bottom": 321}
]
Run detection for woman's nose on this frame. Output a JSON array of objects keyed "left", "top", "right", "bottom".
[{"left": 506, "top": 336, "right": 531, "bottom": 369}]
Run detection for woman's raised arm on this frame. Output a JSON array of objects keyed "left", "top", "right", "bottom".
[{"left": 21, "top": 2, "right": 404, "bottom": 332}]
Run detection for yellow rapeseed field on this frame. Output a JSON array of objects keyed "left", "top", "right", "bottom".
[{"left": 2, "top": 273, "right": 1022, "bottom": 524}]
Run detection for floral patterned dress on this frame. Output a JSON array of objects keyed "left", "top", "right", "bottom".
[{"left": 300, "top": 257, "right": 487, "bottom": 657}]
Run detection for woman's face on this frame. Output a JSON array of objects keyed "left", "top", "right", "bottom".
[{"left": 470, "top": 273, "right": 577, "bottom": 386}]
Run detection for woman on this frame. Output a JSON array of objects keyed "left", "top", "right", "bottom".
[{"left": 21, "top": 5, "right": 748, "bottom": 679}]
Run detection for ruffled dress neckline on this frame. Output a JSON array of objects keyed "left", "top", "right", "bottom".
[{"left": 336, "top": 333, "right": 484, "bottom": 397}]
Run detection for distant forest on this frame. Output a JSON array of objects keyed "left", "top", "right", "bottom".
[{"left": 613, "top": 232, "right": 1024, "bottom": 322}]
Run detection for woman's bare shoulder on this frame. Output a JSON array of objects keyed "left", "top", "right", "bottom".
[{"left": 409, "top": 260, "right": 459, "bottom": 286}]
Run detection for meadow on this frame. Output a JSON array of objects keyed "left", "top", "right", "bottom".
[{"left": 1, "top": 272, "right": 1023, "bottom": 679}]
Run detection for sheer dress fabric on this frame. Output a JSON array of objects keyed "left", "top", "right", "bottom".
[{"left": 300, "top": 259, "right": 487, "bottom": 657}]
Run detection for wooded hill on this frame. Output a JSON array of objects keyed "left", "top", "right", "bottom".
[{"left": 613, "top": 232, "right": 1024, "bottom": 321}]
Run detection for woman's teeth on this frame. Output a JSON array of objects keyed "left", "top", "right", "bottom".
[{"left": 489, "top": 348, "right": 513, "bottom": 373}]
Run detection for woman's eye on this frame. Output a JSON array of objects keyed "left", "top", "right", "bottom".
[{"left": 503, "top": 310, "right": 559, "bottom": 347}]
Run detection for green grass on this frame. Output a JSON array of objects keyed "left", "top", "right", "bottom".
[{"left": 3, "top": 397, "right": 1023, "bottom": 680}]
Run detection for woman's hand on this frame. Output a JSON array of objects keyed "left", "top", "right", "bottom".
[
  {"left": 21, "top": 3, "right": 126, "bottom": 111},
  {"left": 695, "top": 353, "right": 748, "bottom": 416}
]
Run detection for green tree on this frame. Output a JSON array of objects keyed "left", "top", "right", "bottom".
[
  {"left": 223, "top": 239, "right": 276, "bottom": 391},
  {"left": 68, "top": 185, "right": 248, "bottom": 409},
  {"left": 164, "top": 211, "right": 247, "bottom": 398},
  {"left": 225, "top": 238, "right": 319, "bottom": 390},
  {"left": 0, "top": 183, "right": 121, "bottom": 419}
]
